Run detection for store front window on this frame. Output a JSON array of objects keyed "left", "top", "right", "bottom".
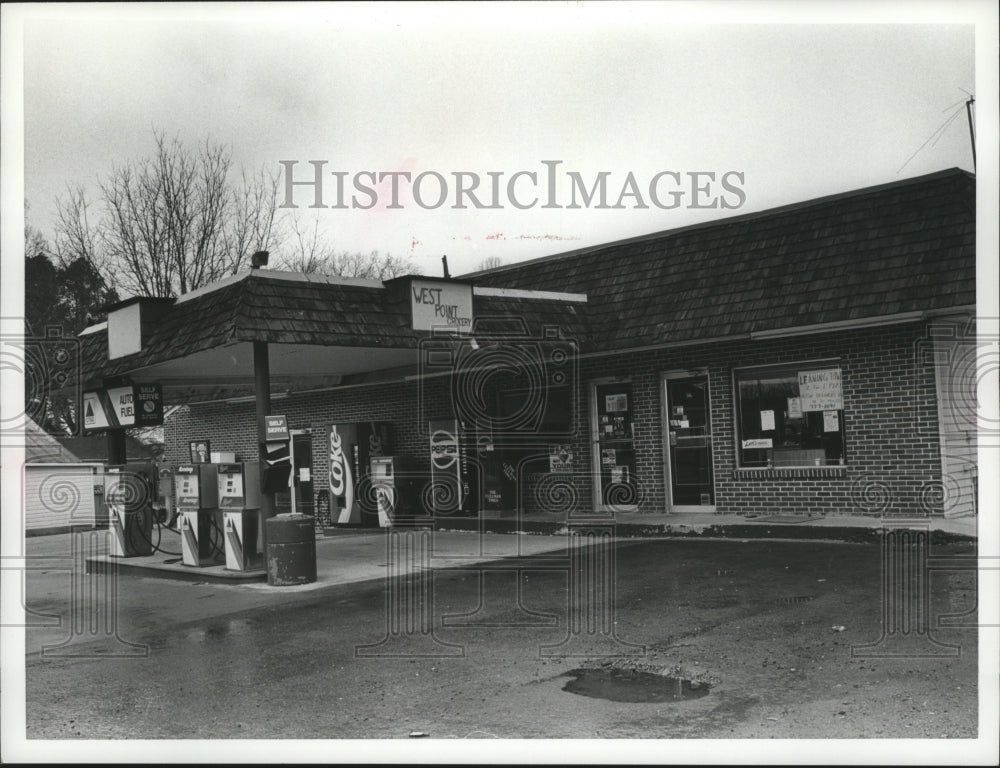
[{"left": 735, "top": 362, "right": 846, "bottom": 468}]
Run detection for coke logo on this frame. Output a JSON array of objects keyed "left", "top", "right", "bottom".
[{"left": 329, "top": 426, "right": 345, "bottom": 495}]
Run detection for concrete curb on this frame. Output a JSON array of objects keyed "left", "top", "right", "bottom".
[{"left": 431, "top": 517, "right": 977, "bottom": 544}]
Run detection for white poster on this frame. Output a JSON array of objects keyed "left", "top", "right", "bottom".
[
  {"left": 760, "top": 409, "right": 775, "bottom": 431},
  {"left": 788, "top": 397, "right": 803, "bottom": 419},
  {"left": 605, "top": 393, "right": 628, "bottom": 412},
  {"left": 799, "top": 368, "right": 843, "bottom": 412},
  {"left": 823, "top": 410, "right": 840, "bottom": 433}
]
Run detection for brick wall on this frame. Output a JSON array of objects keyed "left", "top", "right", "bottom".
[
  {"left": 164, "top": 376, "right": 457, "bottom": 520},
  {"left": 564, "top": 320, "right": 942, "bottom": 517},
  {"left": 164, "top": 321, "right": 945, "bottom": 519}
]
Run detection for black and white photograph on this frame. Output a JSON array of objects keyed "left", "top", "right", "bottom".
[{"left": 1, "top": 2, "right": 998, "bottom": 764}]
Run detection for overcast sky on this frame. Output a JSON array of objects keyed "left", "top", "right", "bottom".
[{"left": 7, "top": 2, "right": 995, "bottom": 279}]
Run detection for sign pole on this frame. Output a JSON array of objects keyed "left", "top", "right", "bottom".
[
  {"left": 107, "top": 430, "right": 126, "bottom": 465},
  {"left": 254, "top": 341, "right": 276, "bottom": 553}
]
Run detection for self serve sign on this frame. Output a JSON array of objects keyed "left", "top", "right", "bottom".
[{"left": 81, "top": 383, "right": 164, "bottom": 430}]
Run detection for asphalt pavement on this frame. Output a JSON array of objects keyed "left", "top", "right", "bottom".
[{"left": 18, "top": 528, "right": 979, "bottom": 742}]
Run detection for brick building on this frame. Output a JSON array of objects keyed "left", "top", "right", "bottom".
[{"left": 72, "top": 168, "right": 977, "bottom": 524}]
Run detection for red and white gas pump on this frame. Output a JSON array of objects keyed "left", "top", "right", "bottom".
[
  {"left": 105, "top": 463, "right": 156, "bottom": 557},
  {"left": 216, "top": 462, "right": 263, "bottom": 571},
  {"left": 174, "top": 464, "right": 220, "bottom": 567}
]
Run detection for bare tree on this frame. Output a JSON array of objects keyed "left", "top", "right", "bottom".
[
  {"left": 55, "top": 132, "right": 282, "bottom": 297},
  {"left": 53, "top": 130, "right": 416, "bottom": 298},
  {"left": 24, "top": 200, "right": 50, "bottom": 260},
  {"left": 276, "top": 210, "right": 415, "bottom": 279},
  {"left": 328, "top": 249, "right": 414, "bottom": 280},
  {"left": 478, "top": 255, "right": 504, "bottom": 271}
]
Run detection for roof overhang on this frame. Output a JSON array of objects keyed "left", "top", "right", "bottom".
[{"left": 127, "top": 341, "right": 418, "bottom": 391}]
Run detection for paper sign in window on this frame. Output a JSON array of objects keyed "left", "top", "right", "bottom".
[
  {"left": 823, "top": 410, "right": 840, "bottom": 432},
  {"left": 605, "top": 393, "right": 628, "bottom": 412},
  {"left": 760, "top": 409, "right": 775, "bottom": 431},
  {"left": 787, "top": 397, "right": 802, "bottom": 419}
]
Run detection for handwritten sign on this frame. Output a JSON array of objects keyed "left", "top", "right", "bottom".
[
  {"left": 798, "top": 368, "right": 843, "bottom": 412},
  {"left": 742, "top": 438, "right": 773, "bottom": 449},
  {"left": 410, "top": 279, "right": 473, "bottom": 333}
]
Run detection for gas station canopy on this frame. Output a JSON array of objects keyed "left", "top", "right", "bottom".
[{"left": 73, "top": 269, "right": 589, "bottom": 401}]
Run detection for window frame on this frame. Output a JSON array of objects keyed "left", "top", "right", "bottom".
[{"left": 732, "top": 358, "right": 847, "bottom": 469}]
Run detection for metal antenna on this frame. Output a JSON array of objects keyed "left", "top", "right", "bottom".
[{"left": 965, "top": 95, "right": 976, "bottom": 170}]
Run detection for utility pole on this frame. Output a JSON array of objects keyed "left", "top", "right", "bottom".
[{"left": 965, "top": 95, "right": 976, "bottom": 170}]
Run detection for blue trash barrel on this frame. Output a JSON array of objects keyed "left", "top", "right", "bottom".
[{"left": 265, "top": 513, "right": 317, "bottom": 585}]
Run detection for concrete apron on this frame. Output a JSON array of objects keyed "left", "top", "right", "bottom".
[
  {"left": 81, "top": 511, "right": 975, "bottom": 591},
  {"left": 82, "top": 527, "right": 598, "bottom": 590}
]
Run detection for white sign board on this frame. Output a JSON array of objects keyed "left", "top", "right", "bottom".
[
  {"left": 410, "top": 279, "right": 473, "bottom": 333},
  {"left": 82, "top": 391, "right": 111, "bottom": 430},
  {"left": 108, "top": 385, "right": 136, "bottom": 426},
  {"left": 798, "top": 368, "right": 843, "bottom": 412}
]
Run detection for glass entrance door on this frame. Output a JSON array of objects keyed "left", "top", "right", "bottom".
[
  {"left": 277, "top": 432, "right": 314, "bottom": 516},
  {"left": 664, "top": 374, "right": 714, "bottom": 509},
  {"left": 592, "top": 381, "right": 638, "bottom": 511}
]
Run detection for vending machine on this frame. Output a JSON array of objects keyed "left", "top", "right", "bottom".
[
  {"left": 328, "top": 422, "right": 392, "bottom": 526},
  {"left": 105, "top": 463, "right": 156, "bottom": 557},
  {"left": 428, "top": 419, "right": 480, "bottom": 516},
  {"left": 216, "top": 462, "right": 263, "bottom": 572},
  {"left": 174, "top": 464, "right": 220, "bottom": 567}
]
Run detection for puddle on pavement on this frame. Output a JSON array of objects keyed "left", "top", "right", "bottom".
[
  {"left": 562, "top": 668, "right": 710, "bottom": 703},
  {"left": 184, "top": 618, "right": 255, "bottom": 643}
]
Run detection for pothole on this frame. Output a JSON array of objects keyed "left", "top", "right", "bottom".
[{"left": 561, "top": 667, "right": 711, "bottom": 703}]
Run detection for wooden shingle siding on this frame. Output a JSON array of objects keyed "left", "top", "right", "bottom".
[
  {"left": 72, "top": 280, "right": 590, "bottom": 389},
  {"left": 473, "top": 169, "right": 974, "bottom": 351}
]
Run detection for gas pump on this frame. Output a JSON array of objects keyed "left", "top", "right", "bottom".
[
  {"left": 370, "top": 456, "right": 395, "bottom": 527},
  {"left": 174, "top": 464, "right": 220, "bottom": 567},
  {"left": 216, "top": 462, "right": 263, "bottom": 571},
  {"left": 105, "top": 463, "right": 156, "bottom": 557}
]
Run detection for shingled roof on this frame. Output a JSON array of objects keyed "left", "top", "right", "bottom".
[
  {"left": 467, "top": 168, "right": 975, "bottom": 351},
  {"left": 72, "top": 273, "right": 589, "bottom": 389},
  {"left": 70, "top": 168, "right": 972, "bottom": 389}
]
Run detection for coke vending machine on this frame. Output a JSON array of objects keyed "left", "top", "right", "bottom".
[{"left": 328, "top": 422, "right": 392, "bottom": 527}]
